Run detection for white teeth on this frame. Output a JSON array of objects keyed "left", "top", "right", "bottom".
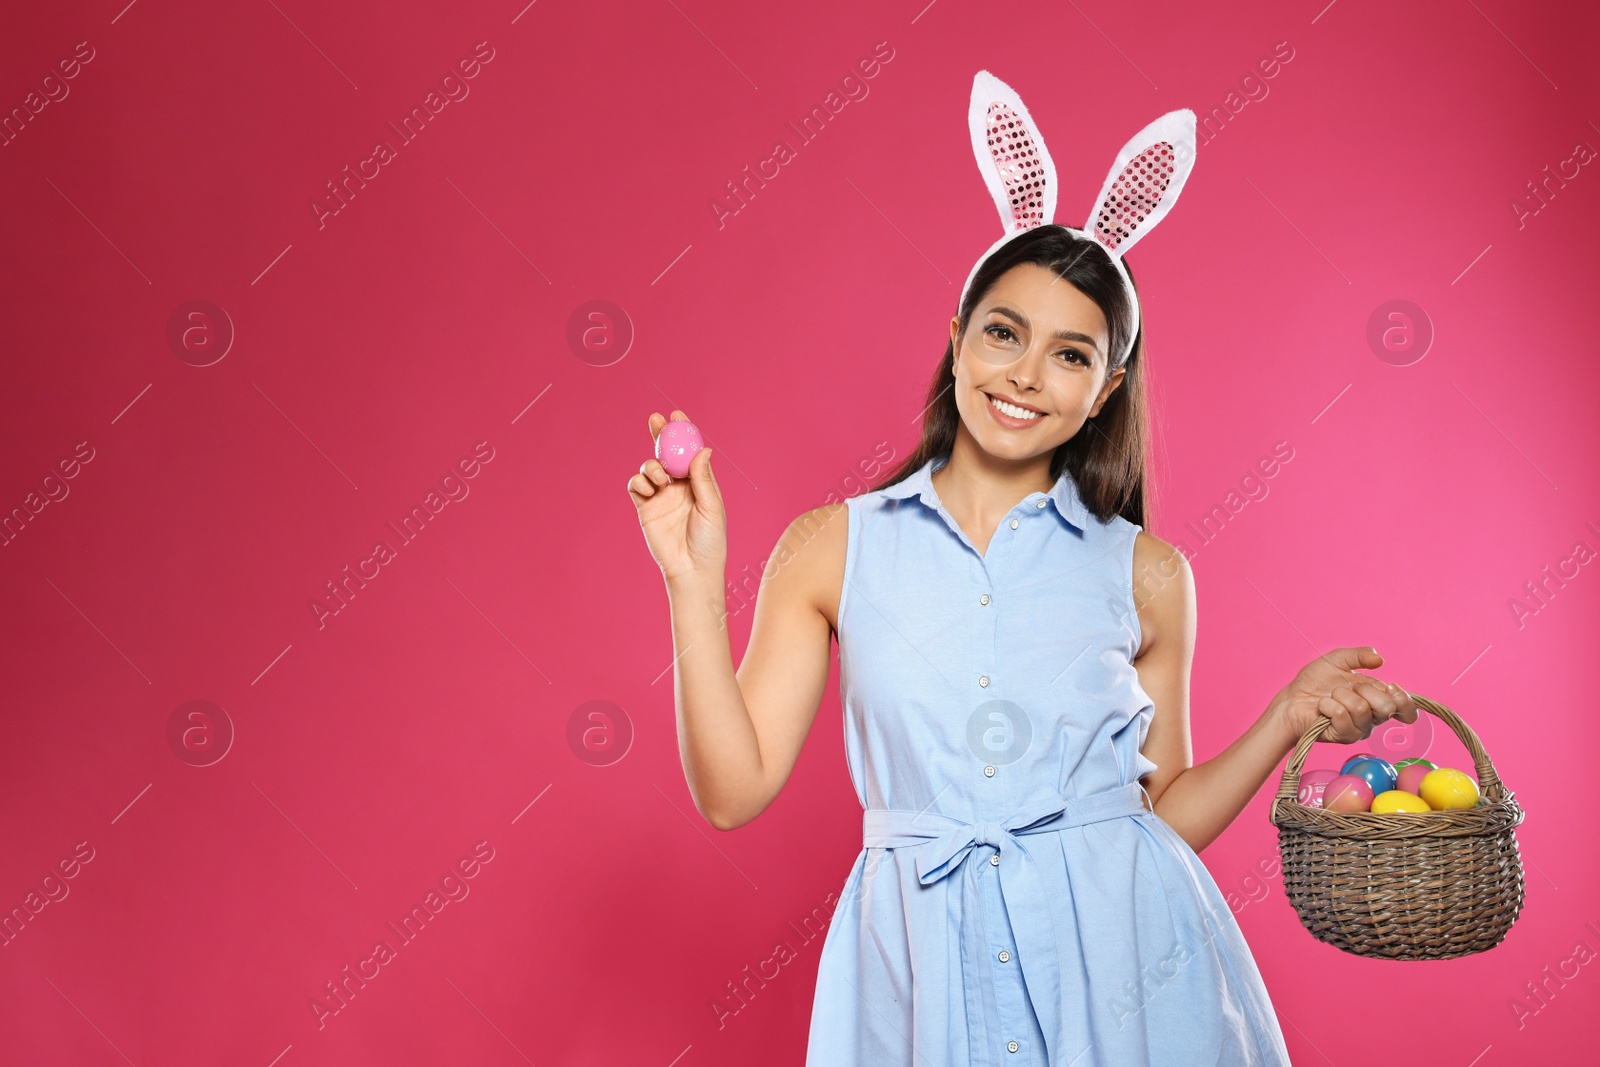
[{"left": 989, "top": 395, "right": 1042, "bottom": 420}]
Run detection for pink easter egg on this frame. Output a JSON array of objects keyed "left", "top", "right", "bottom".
[
  {"left": 1323, "top": 774, "right": 1376, "bottom": 813},
  {"left": 655, "top": 419, "right": 705, "bottom": 479},
  {"left": 1297, "top": 768, "right": 1338, "bottom": 808},
  {"left": 1396, "top": 762, "right": 1432, "bottom": 795}
]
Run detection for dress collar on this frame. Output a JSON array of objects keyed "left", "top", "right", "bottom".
[{"left": 880, "top": 455, "right": 1092, "bottom": 533}]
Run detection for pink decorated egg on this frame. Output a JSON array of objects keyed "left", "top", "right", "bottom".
[
  {"left": 1396, "top": 761, "right": 1432, "bottom": 795},
  {"left": 1297, "top": 768, "right": 1338, "bottom": 808},
  {"left": 655, "top": 419, "right": 705, "bottom": 478},
  {"left": 1323, "top": 774, "right": 1376, "bottom": 813}
]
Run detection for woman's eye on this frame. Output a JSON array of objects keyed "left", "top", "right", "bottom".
[{"left": 982, "top": 325, "right": 1086, "bottom": 365}]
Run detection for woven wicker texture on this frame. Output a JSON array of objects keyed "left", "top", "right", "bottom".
[{"left": 1269, "top": 692, "right": 1526, "bottom": 960}]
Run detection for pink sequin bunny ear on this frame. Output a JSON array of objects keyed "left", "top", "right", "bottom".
[
  {"left": 1083, "top": 109, "right": 1197, "bottom": 261},
  {"left": 955, "top": 71, "right": 1198, "bottom": 364},
  {"left": 967, "top": 70, "right": 1058, "bottom": 237}
]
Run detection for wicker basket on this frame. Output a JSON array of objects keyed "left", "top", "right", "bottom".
[{"left": 1269, "top": 692, "right": 1526, "bottom": 960}]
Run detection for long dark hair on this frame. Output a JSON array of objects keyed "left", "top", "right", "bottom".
[{"left": 869, "top": 225, "right": 1152, "bottom": 528}]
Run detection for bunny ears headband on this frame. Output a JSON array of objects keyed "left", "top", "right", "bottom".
[{"left": 959, "top": 71, "right": 1198, "bottom": 367}]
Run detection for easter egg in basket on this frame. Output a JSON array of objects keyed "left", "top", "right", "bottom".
[
  {"left": 1342, "top": 756, "right": 1398, "bottom": 796},
  {"left": 1296, "top": 768, "right": 1338, "bottom": 807},
  {"left": 1396, "top": 761, "right": 1432, "bottom": 794},
  {"left": 1371, "top": 789, "right": 1430, "bottom": 813},
  {"left": 1420, "top": 767, "right": 1480, "bottom": 810},
  {"left": 1323, "top": 774, "right": 1375, "bottom": 813}
]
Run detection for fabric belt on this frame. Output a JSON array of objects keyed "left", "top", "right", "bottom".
[{"left": 861, "top": 780, "right": 1151, "bottom": 1063}]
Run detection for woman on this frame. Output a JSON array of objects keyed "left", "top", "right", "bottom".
[{"left": 627, "top": 75, "right": 1417, "bottom": 1066}]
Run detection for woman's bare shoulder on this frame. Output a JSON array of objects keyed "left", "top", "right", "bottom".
[
  {"left": 770, "top": 502, "right": 850, "bottom": 635},
  {"left": 1131, "top": 530, "right": 1194, "bottom": 655},
  {"left": 1132, "top": 530, "right": 1187, "bottom": 579}
]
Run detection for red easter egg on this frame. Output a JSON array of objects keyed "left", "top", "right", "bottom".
[{"left": 1323, "top": 774, "right": 1375, "bottom": 813}]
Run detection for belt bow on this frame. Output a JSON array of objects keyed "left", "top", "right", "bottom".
[{"left": 860, "top": 781, "right": 1149, "bottom": 1062}]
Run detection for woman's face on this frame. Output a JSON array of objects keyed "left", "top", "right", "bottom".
[{"left": 949, "top": 262, "right": 1126, "bottom": 462}]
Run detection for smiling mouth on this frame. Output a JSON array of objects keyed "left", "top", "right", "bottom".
[{"left": 985, "top": 392, "right": 1045, "bottom": 421}]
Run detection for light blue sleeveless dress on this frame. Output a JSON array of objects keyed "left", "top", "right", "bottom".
[{"left": 805, "top": 454, "right": 1292, "bottom": 1066}]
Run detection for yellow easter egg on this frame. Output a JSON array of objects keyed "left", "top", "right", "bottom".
[
  {"left": 1370, "top": 789, "right": 1431, "bottom": 813},
  {"left": 1419, "top": 767, "right": 1480, "bottom": 810}
]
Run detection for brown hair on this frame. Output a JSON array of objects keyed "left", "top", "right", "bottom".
[{"left": 869, "top": 225, "right": 1152, "bottom": 527}]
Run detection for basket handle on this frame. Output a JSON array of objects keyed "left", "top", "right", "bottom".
[{"left": 1269, "top": 691, "right": 1509, "bottom": 823}]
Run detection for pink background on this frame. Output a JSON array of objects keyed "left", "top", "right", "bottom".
[{"left": 2, "top": 0, "right": 1597, "bottom": 1064}]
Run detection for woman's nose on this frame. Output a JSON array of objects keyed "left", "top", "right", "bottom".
[{"left": 1007, "top": 345, "right": 1046, "bottom": 388}]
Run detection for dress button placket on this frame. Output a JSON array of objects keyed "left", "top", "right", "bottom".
[
  {"left": 973, "top": 510, "right": 1045, "bottom": 1067},
  {"left": 977, "top": 815, "right": 1031, "bottom": 1067}
]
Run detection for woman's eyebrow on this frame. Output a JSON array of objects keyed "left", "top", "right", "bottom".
[{"left": 988, "top": 305, "right": 1103, "bottom": 353}]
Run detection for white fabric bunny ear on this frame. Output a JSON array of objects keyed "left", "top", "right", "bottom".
[
  {"left": 1084, "top": 109, "right": 1196, "bottom": 259},
  {"left": 967, "top": 70, "right": 1058, "bottom": 236}
]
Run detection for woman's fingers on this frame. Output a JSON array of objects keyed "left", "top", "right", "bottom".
[
  {"left": 1384, "top": 681, "right": 1420, "bottom": 723},
  {"left": 1327, "top": 683, "right": 1381, "bottom": 742},
  {"left": 1317, "top": 693, "right": 1357, "bottom": 743},
  {"left": 647, "top": 409, "right": 690, "bottom": 438},
  {"left": 630, "top": 453, "right": 679, "bottom": 497},
  {"left": 639, "top": 458, "right": 672, "bottom": 487},
  {"left": 1353, "top": 680, "right": 1398, "bottom": 721},
  {"left": 1339, "top": 682, "right": 1410, "bottom": 742},
  {"left": 1316, "top": 676, "right": 1422, "bottom": 746},
  {"left": 686, "top": 444, "right": 720, "bottom": 512}
]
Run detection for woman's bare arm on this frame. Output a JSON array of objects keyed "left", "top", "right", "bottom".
[
  {"left": 1130, "top": 532, "right": 1418, "bottom": 852},
  {"left": 631, "top": 412, "right": 845, "bottom": 830},
  {"left": 663, "top": 505, "right": 846, "bottom": 831}
]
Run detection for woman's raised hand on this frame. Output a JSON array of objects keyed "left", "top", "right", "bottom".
[
  {"left": 628, "top": 410, "right": 727, "bottom": 584},
  {"left": 1271, "top": 646, "right": 1420, "bottom": 746}
]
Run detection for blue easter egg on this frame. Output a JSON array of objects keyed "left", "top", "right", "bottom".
[
  {"left": 1340, "top": 753, "right": 1376, "bottom": 775},
  {"left": 1343, "top": 755, "right": 1398, "bottom": 796}
]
